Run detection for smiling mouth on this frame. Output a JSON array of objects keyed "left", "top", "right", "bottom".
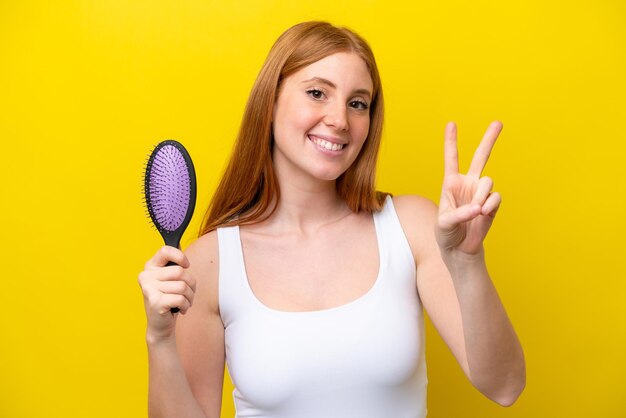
[{"left": 308, "top": 135, "right": 346, "bottom": 151}]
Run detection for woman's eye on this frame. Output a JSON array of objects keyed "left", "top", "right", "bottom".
[
  {"left": 350, "top": 100, "right": 369, "bottom": 110},
  {"left": 306, "top": 89, "right": 325, "bottom": 100}
]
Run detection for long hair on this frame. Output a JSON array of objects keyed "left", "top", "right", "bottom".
[{"left": 199, "top": 21, "right": 387, "bottom": 236}]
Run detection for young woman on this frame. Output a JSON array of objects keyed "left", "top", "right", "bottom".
[{"left": 138, "top": 21, "right": 525, "bottom": 418}]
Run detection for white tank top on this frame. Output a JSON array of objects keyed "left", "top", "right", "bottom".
[{"left": 218, "top": 196, "right": 427, "bottom": 418}]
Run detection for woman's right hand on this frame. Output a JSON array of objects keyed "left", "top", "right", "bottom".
[{"left": 138, "top": 246, "right": 197, "bottom": 343}]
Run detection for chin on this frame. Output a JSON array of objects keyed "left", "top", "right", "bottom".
[
  {"left": 312, "top": 171, "right": 343, "bottom": 182},
  {"left": 308, "top": 164, "right": 349, "bottom": 182}
]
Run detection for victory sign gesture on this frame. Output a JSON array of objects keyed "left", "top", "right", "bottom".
[{"left": 436, "top": 121, "right": 503, "bottom": 257}]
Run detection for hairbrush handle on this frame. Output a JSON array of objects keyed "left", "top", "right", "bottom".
[
  {"left": 165, "top": 260, "right": 181, "bottom": 314},
  {"left": 164, "top": 235, "right": 183, "bottom": 314}
]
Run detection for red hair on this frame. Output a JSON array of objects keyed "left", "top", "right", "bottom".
[{"left": 199, "top": 21, "right": 387, "bottom": 236}]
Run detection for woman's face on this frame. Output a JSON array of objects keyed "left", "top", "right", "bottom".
[{"left": 272, "top": 52, "right": 373, "bottom": 183}]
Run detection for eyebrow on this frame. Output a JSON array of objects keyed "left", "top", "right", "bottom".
[{"left": 302, "top": 77, "right": 372, "bottom": 99}]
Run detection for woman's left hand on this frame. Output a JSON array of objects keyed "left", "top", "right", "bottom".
[{"left": 436, "top": 121, "right": 503, "bottom": 257}]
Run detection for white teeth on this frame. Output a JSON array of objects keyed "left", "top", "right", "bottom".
[{"left": 310, "top": 136, "right": 344, "bottom": 151}]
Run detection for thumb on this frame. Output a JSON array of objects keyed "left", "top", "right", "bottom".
[{"left": 438, "top": 203, "right": 482, "bottom": 232}]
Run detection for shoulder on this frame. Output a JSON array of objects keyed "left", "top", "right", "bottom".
[
  {"left": 185, "top": 229, "right": 219, "bottom": 266},
  {"left": 390, "top": 194, "right": 439, "bottom": 265},
  {"left": 183, "top": 230, "right": 220, "bottom": 314},
  {"left": 391, "top": 194, "right": 438, "bottom": 219}
]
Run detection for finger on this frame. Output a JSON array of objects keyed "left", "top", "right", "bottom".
[
  {"left": 467, "top": 121, "right": 502, "bottom": 178},
  {"left": 157, "top": 294, "right": 191, "bottom": 315},
  {"left": 145, "top": 246, "right": 190, "bottom": 269},
  {"left": 156, "top": 266, "right": 196, "bottom": 293},
  {"left": 438, "top": 203, "right": 481, "bottom": 231},
  {"left": 481, "top": 191, "right": 502, "bottom": 217},
  {"left": 471, "top": 176, "right": 494, "bottom": 207},
  {"left": 142, "top": 281, "right": 193, "bottom": 315},
  {"left": 444, "top": 122, "right": 459, "bottom": 177},
  {"left": 157, "top": 281, "right": 195, "bottom": 307},
  {"left": 148, "top": 265, "right": 196, "bottom": 291}
]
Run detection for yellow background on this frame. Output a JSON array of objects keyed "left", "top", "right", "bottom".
[{"left": 1, "top": 1, "right": 625, "bottom": 417}]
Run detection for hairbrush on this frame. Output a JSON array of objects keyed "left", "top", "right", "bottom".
[{"left": 143, "top": 139, "right": 197, "bottom": 314}]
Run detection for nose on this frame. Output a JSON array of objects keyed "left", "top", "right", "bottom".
[{"left": 323, "top": 102, "right": 349, "bottom": 131}]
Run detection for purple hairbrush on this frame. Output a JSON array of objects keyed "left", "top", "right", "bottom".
[{"left": 143, "top": 139, "right": 197, "bottom": 313}]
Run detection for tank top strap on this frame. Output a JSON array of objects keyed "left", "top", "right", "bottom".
[
  {"left": 373, "top": 195, "right": 416, "bottom": 275},
  {"left": 217, "top": 225, "right": 253, "bottom": 328}
]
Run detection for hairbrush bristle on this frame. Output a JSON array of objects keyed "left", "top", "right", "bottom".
[{"left": 144, "top": 144, "right": 192, "bottom": 233}]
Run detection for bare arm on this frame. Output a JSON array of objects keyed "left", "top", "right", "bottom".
[
  {"left": 393, "top": 122, "right": 525, "bottom": 406},
  {"left": 397, "top": 195, "right": 525, "bottom": 406},
  {"left": 139, "top": 231, "right": 224, "bottom": 418}
]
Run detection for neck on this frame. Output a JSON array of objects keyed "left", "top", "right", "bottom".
[{"left": 261, "top": 167, "right": 351, "bottom": 236}]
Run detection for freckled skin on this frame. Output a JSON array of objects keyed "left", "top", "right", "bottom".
[{"left": 272, "top": 52, "right": 374, "bottom": 182}]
